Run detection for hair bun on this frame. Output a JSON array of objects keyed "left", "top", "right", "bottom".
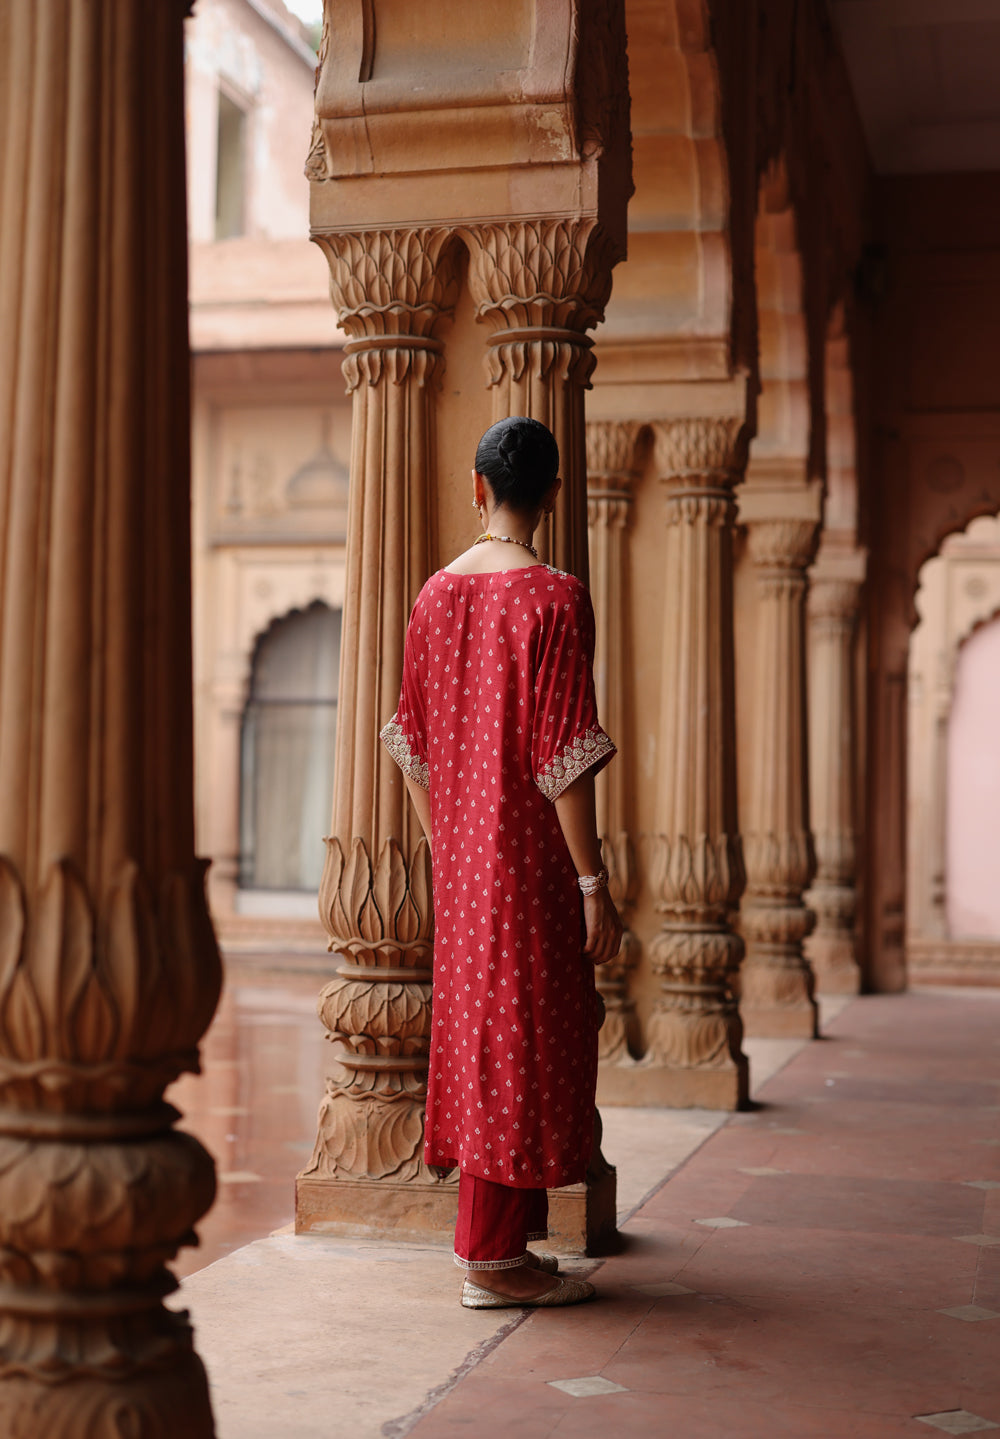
[
  {"left": 497, "top": 429, "right": 520, "bottom": 469},
  {"left": 473, "top": 416, "right": 559, "bottom": 514}
]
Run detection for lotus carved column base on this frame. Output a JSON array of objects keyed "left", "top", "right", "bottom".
[
  {"left": 739, "top": 899, "right": 819, "bottom": 1037},
  {"left": 297, "top": 1078, "right": 458, "bottom": 1243},
  {"left": 804, "top": 883, "right": 861, "bottom": 994},
  {"left": 625, "top": 925, "right": 749, "bottom": 1111},
  {"left": 0, "top": 1344, "right": 214, "bottom": 1439}
]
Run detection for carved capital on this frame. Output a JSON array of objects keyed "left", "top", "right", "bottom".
[
  {"left": 314, "top": 228, "right": 460, "bottom": 390},
  {"left": 463, "top": 218, "right": 620, "bottom": 335},
  {"left": 809, "top": 575, "right": 863, "bottom": 626},
  {"left": 652, "top": 416, "right": 747, "bottom": 487},
  {"left": 586, "top": 420, "right": 644, "bottom": 488},
  {"left": 462, "top": 219, "right": 620, "bottom": 394},
  {"left": 745, "top": 518, "right": 818, "bottom": 574}
]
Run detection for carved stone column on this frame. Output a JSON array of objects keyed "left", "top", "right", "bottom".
[
  {"left": 586, "top": 422, "right": 644, "bottom": 1076},
  {"left": 926, "top": 701, "right": 950, "bottom": 939},
  {"left": 464, "top": 220, "right": 621, "bottom": 582},
  {"left": 738, "top": 499, "right": 821, "bottom": 1037},
  {"left": 0, "top": 3, "right": 219, "bottom": 1432},
  {"left": 804, "top": 556, "right": 866, "bottom": 993},
  {"left": 644, "top": 418, "right": 749, "bottom": 1109},
  {"left": 295, "top": 229, "right": 461, "bottom": 1237},
  {"left": 872, "top": 665, "right": 909, "bottom": 992}
]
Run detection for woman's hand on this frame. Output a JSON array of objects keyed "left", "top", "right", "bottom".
[{"left": 582, "top": 887, "right": 623, "bottom": 965}]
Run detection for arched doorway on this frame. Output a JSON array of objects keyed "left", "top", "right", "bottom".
[
  {"left": 239, "top": 601, "right": 342, "bottom": 900},
  {"left": 948, "top": 614, "right": 1000, "bottom": 939},
  {"left": 907, "top": 513, "right": 1000, "bottom": 983}
]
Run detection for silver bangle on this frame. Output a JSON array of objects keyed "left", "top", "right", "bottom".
[{"left": 577, "top": 866, "right": 609, "bottom": 897}]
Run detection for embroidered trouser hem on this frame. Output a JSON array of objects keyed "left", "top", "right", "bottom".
[{"left": 452, "top": 1171, "right": 549, "bottom": 1267}]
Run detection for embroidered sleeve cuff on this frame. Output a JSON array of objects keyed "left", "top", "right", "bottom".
[
  {"left": 535, "top": 724, "right": 616, "bottom": 802},
  {"left": 380, "top": 716, "right": 430, "bottom": 790}
]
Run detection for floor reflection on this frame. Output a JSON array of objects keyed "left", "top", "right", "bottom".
[{"left": 168, "top": 958, "right": 330, "bottom": 1278}]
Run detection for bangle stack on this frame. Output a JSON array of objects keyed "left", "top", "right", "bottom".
[{"left": 577, "top": 866, "right": 609, "bottom": 897}]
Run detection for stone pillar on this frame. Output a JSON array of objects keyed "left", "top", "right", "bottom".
[
  {"left": 301, "top": 0, "right": 630, "bottom": 1248},
  {"left": 738, "top": 490, "right": 822, "bottom": 1037},
  {"left": 464, "top": 220, "right": 620, "bottom": 583},
  {"left": 586, "top": 421, "right": 643, "bottom": 1075},
  {"left": 296, "top": 229, "right": 461, "bottom": 1238},
  {"left": 644, "top": 418, "right": 749, "bottom": 1110},
  {"left": 0, "top": 2, "right": 219, "bottom": 1432},
  {"left": 872, "top": 665, "right": 909, "bottom": 992},
  {"left": 804, "top": 556, "right": 865, "bottom": 992},
  {"left": 203, "top": 675, "right": 248, "bottom": 919},
  {"left": 926, "top": 702, "right": 950, "bottom": 938}
]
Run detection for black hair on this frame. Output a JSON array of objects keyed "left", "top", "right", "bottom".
[{"left": 474, "top": 416, "right": 559, "bottom": 512}]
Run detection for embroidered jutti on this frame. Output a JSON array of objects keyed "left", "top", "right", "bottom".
[{"left": 381, "top": 564, "right": 615, "bottom": 1189}]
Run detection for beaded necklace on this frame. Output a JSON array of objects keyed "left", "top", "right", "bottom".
[{"left": 473, "top": 532, "right": 539, "bottom": 561}]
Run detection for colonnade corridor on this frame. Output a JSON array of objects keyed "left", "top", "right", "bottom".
[
  {"left": 173, "top": 977, "right": 1000, "bottom": 1437},
  {"left": 4, "top": 0, "right": 1000, "bottom": 1429}
]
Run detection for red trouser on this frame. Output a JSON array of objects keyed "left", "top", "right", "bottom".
[{"left": 453, "top": 1170, "right": 549, "bottom": 1270}]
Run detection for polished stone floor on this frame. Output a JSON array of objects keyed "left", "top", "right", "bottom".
[
  {"left": 168, "top": 958, "right": 330, "bottom": 1278},
  {"left": 174, "top": 982, "right": 1000, "bottom": 1437}
]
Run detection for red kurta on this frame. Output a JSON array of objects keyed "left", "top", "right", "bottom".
[{"left": 381, "top": 564, "right": 615, "bottom": 1188}]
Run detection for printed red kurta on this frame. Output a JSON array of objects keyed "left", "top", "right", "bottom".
[{"left": 381, "top": 564, "right": 615, "bottom": 1188}]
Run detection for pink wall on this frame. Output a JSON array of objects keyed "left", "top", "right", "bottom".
[{"left": 946, "top": 615, "right": 1000, "bottom": 937}]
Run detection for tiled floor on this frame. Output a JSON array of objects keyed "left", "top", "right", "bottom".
[{"left": 403, "top": 989, "right": 1000, "bottom": 1439}]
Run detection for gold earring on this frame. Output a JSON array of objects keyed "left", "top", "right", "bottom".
[{"left": 473, "top": 500, "right": 480, "bottom": 511}]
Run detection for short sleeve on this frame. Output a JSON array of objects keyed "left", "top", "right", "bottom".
[
  {"left": 531, "top": 582, "right": 616, "bottom": 802},
  {"left": 380, "top": 613, "right": 429, "bottom": 790}
]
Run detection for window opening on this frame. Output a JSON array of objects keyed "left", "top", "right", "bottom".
[
  {"left": 215, "top": 91, "right": 247, "bottom": 240},
  {"left": 239, "top": 602, "right": 341, "bottom": 892}
]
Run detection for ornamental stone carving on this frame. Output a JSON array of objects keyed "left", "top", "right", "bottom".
[
  {"left": 301, "top": 0, "right": 630, "bottom": 1247},
  {"left": 464, "top": 219, "right": 624, "bottom": 581},
  {"left": 804, "top": 555, "right": 866, "bottom": 993},
  {"left": 643, "top": 417, "right": 749, "bottom": 1108},
  {"left": 586, "top": 422, "right": 644, "bottom": 1076},
  {"left": 738, "top": 494, "right": 821, "bottom": 1037},
  {"left": 304, "top": 837, "right": 442, "bottom": 1185},
  {"left": 297, "top": 230, "right": 460, "bottom": 1236},
  {"left": 0, "top": 2, "right": 219, "bottom": 1428}
]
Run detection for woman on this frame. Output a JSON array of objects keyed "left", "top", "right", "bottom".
[{"left": 381, "top": 416, "right": 622, "bottom": 1309}]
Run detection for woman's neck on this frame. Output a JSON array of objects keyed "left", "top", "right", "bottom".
[{"left": 480, "top": 506, "right": 538, "bottom": 547}]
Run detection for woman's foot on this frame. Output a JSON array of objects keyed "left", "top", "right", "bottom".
[
  {"left": 524, "top": 1250, "right": 559, "bottom": 1275},
  {"left": 461, "top": 1272, "right": 595, "bottom": 1309},
  {"left": 467, "top": 1264, "right": 560, "bottom": 1301}
]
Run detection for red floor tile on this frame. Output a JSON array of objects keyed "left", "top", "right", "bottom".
[{"left": 407, "top": 990, "right": 1000, "bottom": 1439}]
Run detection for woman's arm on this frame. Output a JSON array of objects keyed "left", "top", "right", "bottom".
[
  {"left": 404, "top": 774, "right": 432, "bottom": 855},
  {"left": 553, "top": 771, "right": 623, "bottom": 965}
]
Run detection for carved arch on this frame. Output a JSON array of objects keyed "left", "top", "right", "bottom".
[
  {"left": 233, "top": 578, "right": 345, "bottom": 700},
  {"left": 907, "top": 512, "right": 1000, "bottom": 954}
]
